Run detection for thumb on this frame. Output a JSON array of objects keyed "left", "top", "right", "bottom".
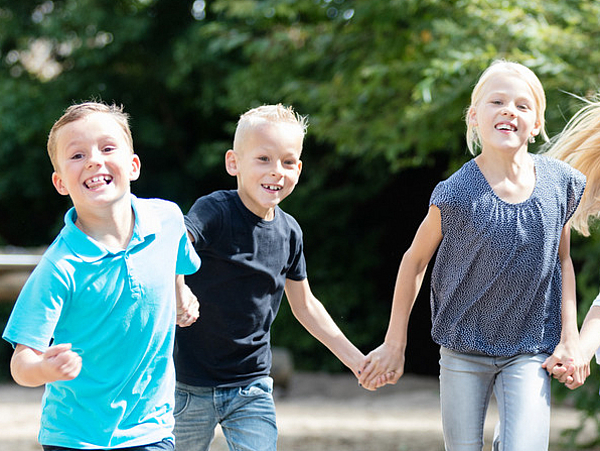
[{"left": 541, "top": 354, "right": 558, "bottom": 371}]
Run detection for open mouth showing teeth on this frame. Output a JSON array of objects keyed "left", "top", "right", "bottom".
[
  {"left": 263, "top": 184, "right": 282, "bottom": 191},
  {"left": 85, "top": 175, "right": 113, "bottom": 189},
  {"left": 496, "top": 123, "right": 517, "bottom": 131}
]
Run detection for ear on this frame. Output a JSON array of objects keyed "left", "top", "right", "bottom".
[
  {"left": 225, "top": 150, "right": 238, "bottom": 176},
  {"left": 297, "top": 159, "right": 303, "bottom": 177},
  {"left": 51, "top": 172, "right": 69, "bottom": 196},
  {"left": 468, "top": 107, "right": 478, "bottom": 127},
  {"left": 531, "top": 119, "right": 541, "bottom": 137},
  {"left": 129, "top": 154, "right": 141, "bottom": 182}
]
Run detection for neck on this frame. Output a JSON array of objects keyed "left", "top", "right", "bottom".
[
  {"left": 75, "top": 201, "right": 135, "bottom": 250},
  {"left": 476, "top": 147, "right": 531, "bottom": 178},
  {"left": 475, "top": 150, "right": 536, "bottom": 204}
]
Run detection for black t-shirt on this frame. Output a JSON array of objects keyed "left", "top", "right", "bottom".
[{"left": 174, "top": 190, "right": 307, "bottom": 387}]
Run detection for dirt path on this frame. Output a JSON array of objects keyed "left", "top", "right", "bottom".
[{"left": 0, "top": 372, "right": 597, "bottom": 451}]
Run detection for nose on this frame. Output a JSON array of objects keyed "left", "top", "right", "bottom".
[
  {"left": 86, "top": 148, "right": 103, "bottom": 168},
  {"left": 501, "top": 103, "right": 517, "bottom": 117},
  {"left": 270, "top": 160, "right": 284, "bottom": 176}
]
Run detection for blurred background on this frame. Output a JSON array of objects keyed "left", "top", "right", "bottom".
[{"left": 1, "top": 0, "right": 600, "bottom": 445}]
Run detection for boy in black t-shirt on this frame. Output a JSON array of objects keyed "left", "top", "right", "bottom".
[{"left": 174, "top": 104, "right": 365, "bottom": 451}]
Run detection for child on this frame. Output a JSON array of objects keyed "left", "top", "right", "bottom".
[
  {"left": 358, "top": 61, "right": 588, "bottom": 450},
  {"left": 542, "top": 97, "right": 600, "bottom": 389},
  {"left": 2, "top": 102, "right": 201, "bottom": 450},
  {"left": 173, "top": 104, "right": 366, "bottom": 451}
]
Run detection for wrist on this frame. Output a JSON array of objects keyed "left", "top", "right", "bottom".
[{"left": 383, "top": 338, "right": 406, "bottom": 353}]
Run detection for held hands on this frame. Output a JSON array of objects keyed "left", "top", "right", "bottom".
[
  {"left": 357, "top": 342, "right": 405, "bottom": 391},
  {"left": 42, "top": 343, "right": 82, "bottom": 382},
  {"left": 176, "top": 278, "right": 200, "bottom": 327},
  {"left": 542, "top": 341, "right": 590, "bottom": 390}
]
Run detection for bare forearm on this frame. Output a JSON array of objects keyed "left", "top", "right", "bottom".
[
  {"left": 383, "top": 252, "right": 428, "bottom": 351},
  {"left": 580, "top": 306, "right": 600, "bottom": 362},
  {"left": 560, "top": 257, "right": 579, "bottom": 342},
  {"left": 11, "top": 344, "right": 81, "bottom": 387},
  {"left": 11, "top": 348, "right": 50, "bottom": 387},
  {"left": 292, "top": 299, "right": 363, "bottom": 371}
]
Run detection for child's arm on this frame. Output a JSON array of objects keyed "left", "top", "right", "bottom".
[
  {"left": 359, "top": 205, "right": 443, "bottom": 390},
  {"left": 549, "top": 304, "right": 600, "bottom": 387},
  {"left": 176, "top": 274, "right": 199, "bottom": 327},
  {"left": 579, "top": 305, "right": 600, "bottom": 364},
  {"left": 284, "top": 278, "right": 366, "bottom": 381},
  {"left": 11, "top": 343, "right": 82, "bottom": 387},
  {"left": 542, "top": 223, "right": 590, "bottom": 389}
]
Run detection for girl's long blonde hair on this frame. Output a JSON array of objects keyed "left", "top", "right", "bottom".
[{"left": 545, "top": 96, "right": 600, "bottom": 236}]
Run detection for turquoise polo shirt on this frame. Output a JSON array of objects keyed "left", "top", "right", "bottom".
[{"left": 3, "top": 196, "right": 200, "bottom": 449}]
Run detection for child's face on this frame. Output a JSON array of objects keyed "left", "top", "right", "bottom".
[
  {"left": 470, "top": 72, "right": 540, "bottom": 154},
  {"left": 51, "top": 112, "right": 140, "bottom": 213},
  {"left": 226, "top": 121, "right": 303, "bottom": 220}
]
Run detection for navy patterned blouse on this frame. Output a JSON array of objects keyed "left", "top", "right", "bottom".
[{"left": 429, "top": 154, "right": 585, "bottom": 357}]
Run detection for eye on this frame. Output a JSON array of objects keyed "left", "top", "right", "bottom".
[
  {"left": 102, "top": 145, "right": 116, "bottom": 153},
  {"left": 258, "top": 156, "right": 269, "bottom": 162},
  {"left": 70, "top": 152, "right": 84, "bottom": 160}
]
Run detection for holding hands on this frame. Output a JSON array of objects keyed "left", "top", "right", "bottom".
[
  {"left": 357, "top": 342, "right": 405, "bottom": 391},
  {"left": 176, "top": 274, "right": 200, "bottom": 327},
  {"left": 544, "top": 304, "right": 600, "bottom": 390},
  {"left": 542, "top": 340, "right": 590, "bottom": 390}
]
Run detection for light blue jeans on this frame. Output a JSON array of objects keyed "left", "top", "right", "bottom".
[
  {"left": 439, "top": 347, "right": 551, "bottom": 451},
  {"left": 173, "top": 377, "right": 277, "bottom": 451}
]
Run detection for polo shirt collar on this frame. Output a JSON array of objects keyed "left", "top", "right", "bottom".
[{"left": 61, "top": 195, "right": 161, "bottom": 262}]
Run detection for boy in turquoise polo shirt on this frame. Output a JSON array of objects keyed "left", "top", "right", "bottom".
[{"left": 2, "top": 102, "right": 200, "bottom": 450}]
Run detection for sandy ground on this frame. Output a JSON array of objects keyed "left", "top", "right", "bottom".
[{"left": 0, "top": 372, "right": 598, "bottom": 451}]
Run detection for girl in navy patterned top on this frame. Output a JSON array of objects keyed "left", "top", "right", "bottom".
[{"left": 359, "top": 61, "right": 587, "bottom": 451}]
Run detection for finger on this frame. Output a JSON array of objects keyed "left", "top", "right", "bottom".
[
  {"left": 358, "top": 360, "right": 377, "bottom": 385},
  {"left": 45, "top": 343, "right": 73, "bottom": 358},
  {"left": 541, "top": 355, "right": 559, "bottom": 372},
  {"left": 551, "top": 365, "right": 567, "bottom": 378}
]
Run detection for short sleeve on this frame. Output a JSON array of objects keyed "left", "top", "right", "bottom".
[
  {"left": 185, "top": 195, "right": 222, "bottom": 250},
  {"left": 285, "top": 226, "right": 307, "bottom": 281},
  {"left": 2, "top": 257, "right": 69, "bottom": 351},
  {"left": 174, "top": 205, "right": 201, "bottom": 275},
  {"left": 565, "top": 168, "right": 586, "bottom": 224},
  {"left": 429, "top": 180, "right": 457, "bottom": 237}
]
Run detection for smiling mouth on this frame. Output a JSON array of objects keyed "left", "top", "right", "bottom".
[
  {"left": 85, "top": 175, "right": 113, "bottom": 189},
  {"left": 496, "top": 123, "right": 517, "bottom": 132},
  {"left": 262, "top": 184, "right": 282, "bottom": 191}
]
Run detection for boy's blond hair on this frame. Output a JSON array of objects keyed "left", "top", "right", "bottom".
[
  {"left": 47, "top": 102, "right": 133, "bottom": 170},
  {"left": 466, "top": 60, "right": 548, "bottom": 155},
  {"left": 545, "top": 96, "right": 600, "bottom": 236},
  {"left": 233, "top": 104, "right": 308, "bottom": 153}
]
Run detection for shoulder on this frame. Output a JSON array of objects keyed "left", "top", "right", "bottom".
[
  {"left": 431, "top": 159, "right": 480, "bottom": 203},
  {"left": 139, "top": 197, "right": 182, "bottom": 214},
  {"left": 134, "top": 196, "right": 185, "bottom": 227},
  {"left": 189, "top": 190, "right": 236, "bottom": 214},
  {"left": 534, "top": 154, "right": 585, "bottom": 182},
  {"left": 275, "top": 206, "right": 303, "bottom": 235},
  {"left": 24, "top": 235, "right": 76, "bottom": 287}
]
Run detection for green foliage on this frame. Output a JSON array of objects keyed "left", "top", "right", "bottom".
[{"left": 3, "top": 0, "right": 600, "bottom": 441}]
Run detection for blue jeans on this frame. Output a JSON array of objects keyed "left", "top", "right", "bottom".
[
  {"left": 439, "top": 347, "right": 551, "bottom": 451},
  {"left": 173, "top": 377, "right": 277, "bottom": 451},
  {"left": 42, "top": 438, "right": 174, "bottom": 451}
]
